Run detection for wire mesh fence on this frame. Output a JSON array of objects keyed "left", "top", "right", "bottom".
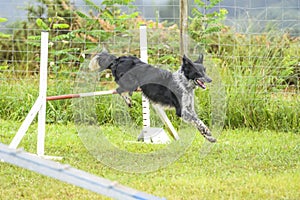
[{"left": 0, "top": 0, "right": 299, "bottom": 132}]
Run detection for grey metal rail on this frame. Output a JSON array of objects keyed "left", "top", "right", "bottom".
[{"left": 0, "top": 143, "right": 165, "bottom": 200}]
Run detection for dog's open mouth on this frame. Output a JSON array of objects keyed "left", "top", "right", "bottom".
[{"left": 194, "top": 79, "right": 206, "bottom": 89}]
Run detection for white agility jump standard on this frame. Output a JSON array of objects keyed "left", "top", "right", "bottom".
[
  {"left": 9, "top": 31, "right": 49, "bottom": 157},
  {"left": 9, "top": 26, "right": 179, "bottom": 158}
]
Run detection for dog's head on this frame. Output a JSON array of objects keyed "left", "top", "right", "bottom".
[
  {"left": 88, "top": 49, "right": 117, "bottom": 72},
  {"left": 181, "top": 54, "right": 212, "bottom": 89}
]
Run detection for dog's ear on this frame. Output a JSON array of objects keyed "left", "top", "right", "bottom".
[
  {"left": 102, "top": 47, "right": 108, "bottom": 53},
  {"left": 195, "top": 53, "right": 204, "bottom": 64},
  {"left": 182, "top": 55, "right": 193, "bottom": 65}
]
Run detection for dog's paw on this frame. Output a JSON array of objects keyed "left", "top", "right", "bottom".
[
  {"left": 127, "top": 102, "right": 132, "bottom": 108},
  {"left": 121, "top": 94, "right": 132, "bottom": 108},
  {"left": 201, "top": 127, "right": 212, "bottom": 136},
  {"left": 204, "top": 135, "right": 217, "bottom": 143},
  {"left": 124, "top": 98, "right": 132, "bottom": 108}
]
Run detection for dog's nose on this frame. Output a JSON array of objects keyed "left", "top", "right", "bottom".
[{"left": 206, "top": 76, "right": 212, "bottom": 83}]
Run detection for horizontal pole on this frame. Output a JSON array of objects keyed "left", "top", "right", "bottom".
[
  {"left": 46, "top": 90, "right": 118, "bottom": 101},
  {"left": 46, "top": 89, "right": 144, "bottom": 101},
  {"left": 46, "top": 94, "right": 81, "bottom": 101}
]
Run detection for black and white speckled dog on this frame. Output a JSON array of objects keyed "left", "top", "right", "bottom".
[{"left": 89, "top": 50, "right": 216, "bottom": 142}]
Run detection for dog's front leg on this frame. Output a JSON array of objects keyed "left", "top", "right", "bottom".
[{"left": 182, "top": 110, "right": 216, "bottom": 143}]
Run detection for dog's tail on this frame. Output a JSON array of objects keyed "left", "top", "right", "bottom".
[{"left": 88, "top": 49, "right": 117, "bottom": 72}]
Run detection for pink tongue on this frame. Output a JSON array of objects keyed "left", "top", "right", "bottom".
[{"left": 197, "top": 79, "right": 206, "bottom": 89}]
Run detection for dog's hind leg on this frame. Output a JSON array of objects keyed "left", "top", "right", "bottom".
[
  {"left": 182, "top": 110, "right": 216, "bottom": 143},
  {"left": 116, "top": 87, "right": 133, "bottom": 107}
]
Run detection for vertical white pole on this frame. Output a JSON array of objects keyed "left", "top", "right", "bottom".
[
  {"left": 139, "top": 25, "right": 150, "bottom": 128},
  {"left": 140, "top": 25, "right": 148, "bottom": 62},
  {"left": 37, "top": 31, "right": 49, "bottom": 156}
]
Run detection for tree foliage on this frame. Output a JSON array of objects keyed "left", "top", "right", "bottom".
[{"left": 189, "top": 0, "right": 228, "bottom": 45}]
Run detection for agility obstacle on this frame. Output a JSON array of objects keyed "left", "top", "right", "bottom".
[
  {"left": 46, "top": 90, "right": 118, "bottom": 101},
  {"left": 9, "top": 31, "right": 49, "bottom": 158},
  {"left": 9, "top": 26, "right": 179, "bottom": 159}
]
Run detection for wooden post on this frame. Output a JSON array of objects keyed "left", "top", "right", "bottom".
[{"left": 180, "top": 0, "right": 188, "bottom": 56}]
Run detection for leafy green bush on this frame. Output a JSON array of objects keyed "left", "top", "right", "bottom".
[
  {"left": 207, "top": 29, "right": 300, "bottom": 131},
  {"left": 0, "top": 76, "right": 74, "bottom": 123}
]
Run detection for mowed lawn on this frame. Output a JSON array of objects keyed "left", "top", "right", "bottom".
[{"left": 0, "top": 119, "right": 299, "bottom": 200}]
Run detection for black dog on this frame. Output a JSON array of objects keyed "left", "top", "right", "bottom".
[{"left": 89, "top": 50, "right": 216, "bottom": 142}]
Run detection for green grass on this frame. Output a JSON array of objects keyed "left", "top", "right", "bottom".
[{"left": 0, "top": 119, "right": 299, "bottom": 200}]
